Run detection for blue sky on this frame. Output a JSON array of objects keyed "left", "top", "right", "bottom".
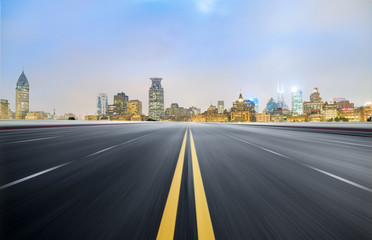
[{"left": 1, "top": 0, "right": 370, "bottom": 116}]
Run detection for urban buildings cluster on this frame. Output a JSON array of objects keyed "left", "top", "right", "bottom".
[{"left": 1, "top": 70, "right": 371, "bottom": 122}]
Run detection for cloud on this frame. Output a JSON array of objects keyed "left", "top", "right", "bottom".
[{"left": 196, "top": 0, "right": 217, "bottom": 13}]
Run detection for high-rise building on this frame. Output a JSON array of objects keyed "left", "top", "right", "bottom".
[
  {"left": 15, "top": 70, "right": 30, "bottom": 119},
  {"left": 218, "top": 100, "right": 224, "bottom": 113},
  {"left": 149, "top": 77, "right": 164, "bottom": 120},
  {"left": 127, "top": 100, "right": 142, "bottom": 115},
  {"left": 276, "top": 82, "right": 289, "bottom": 109},
  {"left": 310, "top": 88, "right": 322, "bottom": 102},
  {"left": 114, "top": 92, "right": 129, "bottom": 114},
  {"left": 291, "top": 88, "right": 303, "bottom": 115},
  {"left": 250, "top": 97, "right": 259, "bottom": 113},
  {"left": 265, "top": 97, "right": 278, "bottom": 114},
  {"left": 0, "top": 99, "right": 9, "bottom": 119},
  {"left": 97, "top": 93, "right": 108, "bottom": 115}
]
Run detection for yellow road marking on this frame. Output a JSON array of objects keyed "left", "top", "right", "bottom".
[
  {"left": 190, "top": 129, "right": 215, "bottom": 240},
  {"left": 157, "top": 128, "right": 188, "bottom": 240}
]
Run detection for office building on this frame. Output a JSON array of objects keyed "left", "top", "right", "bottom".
[
  {"left": 97, "top": 93, "right": 108, "bottom": 115},
  {"left": 149, "top": 77, "right": 164, "bottom": 120},
  {"left": 15, "top": 70, "right": 30, "bottom": 119},
  {"left": 127, "top": 100, "right": 142, "bottom": 115},
  {"left": 114, "top": 92, "right": 129, "bottom": 114},
  {"left": 0, "top": 99, "right": 9, "bottom": 119},
  {"left": 291, "top": 88, "right": 303, "bottom": 115},
  {"left": 265, "top": 98, "right": 278, "bottom": 114},
  {"left": 218, "top": 100, "right": 224, "bottom": 113},
  {"left": 249, "top": 97, "right": 259, "bottom": 113},
  {"left": 323, "top": 102, "right": 338, "bottom": 121}
]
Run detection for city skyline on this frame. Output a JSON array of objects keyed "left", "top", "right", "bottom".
[{"left": 1, "top": 0, "right": 371, "bottom": 116}]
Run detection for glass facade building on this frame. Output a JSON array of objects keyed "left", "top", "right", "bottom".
[
  {"left": 149, "top": 78, "right": 164, "bottom": 120},
  {"left": 97, "top": 93, "right": 108, "bottom": 115},
  {"left": 15, "top": 70, "right": 30, "bottom": 119},
  {"left": 218, "top": 100, "right": 224, "bottom": 113},
  {"left": 291, "top": 89, "right": 303, "bottom": 115}
]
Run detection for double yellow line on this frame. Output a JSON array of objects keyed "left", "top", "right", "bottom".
[{"left": 157, "top": 127, "right": 215, "bottom": 240}]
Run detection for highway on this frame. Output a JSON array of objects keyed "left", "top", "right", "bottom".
[{"left": 0, "top": 122, "right": 371, "bottom": 239}]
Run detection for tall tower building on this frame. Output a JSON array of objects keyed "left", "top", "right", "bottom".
[
  {"left": 97, "top": 93, "right": 108, "bottom": 115},
  {"left": 277, "top": 82, "right": 284, "bottom": 108},
  {"left": 249, "top": 97, "right": 259, "bottom": 113},
  {"left": 15, "top": 70, "right": 30, "bottom": 119},
  {"left": 218, "top": 100, "right": 224, "bottom": 113},
  {"left": 114, "top": 92, "right": 129, "bottom": 114},
  {"left": 291, "top": 88, "right": 303, "bottom": 115},
  {"left": 148, "top": 77, "right": 164, "bottom": 120}
]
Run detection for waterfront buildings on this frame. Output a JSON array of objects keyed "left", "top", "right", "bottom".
[
  {"left": 303, "top": 88, "right": 324, "bottom": 117},
  {"left": 192, "top": 105, "right": 229, "bottom": 122},
  {"left": 0, "top": 99, "right": 9, "bottom": 119},
  {"left": 291, "top": 88, "right": 303, "bottom": 115},
  {"left": 15, "top": 70, "right": 30, "bottom": 119},
  {"left": 25, "top": 111, "right": 46, "bottom": 120},
  {"left": 256, "top": 110, "right": 271, "bottom": 122},
  {"left": 332, "top": 98, "right": 354, "bottom": 109},
  {"left": 218, "top": 100, "right": 224, "bottom": 114},
  {"left": 322, "top": 102, "right": 338, "bottom": 121},
  {"left": 148, "top": 78, "right": 164, "bottom": 120},
  {"left": 230, "top": 93, "right": 255, "bottom": 122},
  {"left": 127, "top": 100, "right": 142, "bottom": 115},
  {"left": 97, "top": 93, "right": 108, "bottom": 115}
]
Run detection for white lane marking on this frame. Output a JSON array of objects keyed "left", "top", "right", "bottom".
[
  {"left": 217, "top": 130, "right": 290, "bottom": 159},
  {"left": 85, "top": 131, "right": 158, "bottom": 158},
  {"left": 87, "top": 146, "right": 117, "bottom": 157},
  {"left": 0, "top": 162, "right": 71, "bottom": 190},
  {"left": 7, "top": 137, "right": 57, "bottom": 144},
  {"left": 214, "top": 129, "right": 372, "bottom": 193},
  {"left": 305, "top": 165, "right": 372, "bottom": 193}
]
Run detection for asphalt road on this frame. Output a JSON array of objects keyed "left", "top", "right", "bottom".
[{"left": 0, "top": 122, "right": 371, "bottom": 239}]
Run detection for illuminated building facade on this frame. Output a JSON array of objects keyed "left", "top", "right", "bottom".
[
  {"left": 322, "top": 102, "right": 338, "bottom": 121},
  {"left": 0, "top": 99, "right": 9, "bottom": 119},
  {"left": 291, "top": 88, "right": 303, "bottom": 115},
  {"left": 97, "top": 93, "right": 108, "bottom": 115},
  {"left": 256, "top": 110, "right": 271, "bottom": 122},
  {"left": 114, "top": 92, "right": 129, "bottom": 114},
  {"left": 149, "top": 77, "right": 164, "bottom": 120},
  {"left": 230, "top": 93, "right": 255, "bottom": 122},
  {"left": 192, "top": 105, "right": 228, "bottom": 122},
  {"left": 218, "top": 100, "right": 224, "bottom": 113},
  {"left": 127, "top": 100, "right": 142, "bottom": 115},
  {"left": 310, "top": 87, "right": 322, "bottom": 102},
  {"left": 15, "top": 70, "right": 30, "bottom": 119}
]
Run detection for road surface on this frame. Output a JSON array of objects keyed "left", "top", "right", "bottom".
[{"left": 1, "top": 122, "right": 371, "bottom": 239}]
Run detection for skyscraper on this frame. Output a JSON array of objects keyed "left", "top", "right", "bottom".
[
  {"left": 291, "top": 88, "right": 303, "bottom": 115},
  {"left": 114, "top": 92, "right": 129, "bottom": 114},
  {"left": 149, "top": 77, "right": 164, "bottom": 120},
  {"left": 265, "top": 97, "right": 278, "bottom": 114},
  {"left": 15, "top": 70, "right": 30, "bottom": 119},
  {"left": 277, "top": 82, "right": 284, "bottom": 109},
  {"left": 218, "top": 100, "right": 224, "bottom": 113},
  {"left": 249, "top": 97, "right": 259, "bottom": 113},
  {"left": 97, "top": 93, "right": 108, "bottom": 115}
]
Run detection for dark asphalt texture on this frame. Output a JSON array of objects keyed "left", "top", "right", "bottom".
[{"left": 1, "top": 123, "right": 371, "bottom": 239}]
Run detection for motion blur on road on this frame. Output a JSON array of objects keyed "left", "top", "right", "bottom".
[{"left": 1, "top": 122, "right": 371, "bottom": 239}]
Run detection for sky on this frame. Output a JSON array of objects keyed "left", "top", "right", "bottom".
[{"left": 1, "top": 0, "right": 371, "bottom": 116}]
